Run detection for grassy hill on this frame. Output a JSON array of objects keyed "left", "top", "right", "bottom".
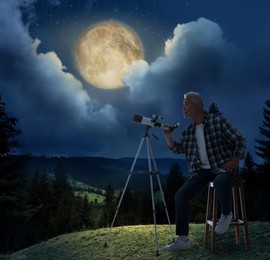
[
  {"left": 70, "top": 178, "right": 105, "bottom": 203},
  {"left": 5, "top": 222, "right": 270, "bottom": 259}
]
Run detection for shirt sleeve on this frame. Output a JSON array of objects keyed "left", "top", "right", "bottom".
[
  {"left": 168, "top": 131, "right": 187, "bottom": 155},
  {"left": 222, "top": 117, "right": 246, "bottom": 159}
]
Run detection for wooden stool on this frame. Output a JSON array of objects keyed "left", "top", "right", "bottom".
[{"left": 204, "top": 178, "right": 250, "bottom": 252}]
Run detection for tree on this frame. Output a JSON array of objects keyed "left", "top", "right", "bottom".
[
  {"left": 255, "top": 99, "right": 270, "bottom": 163},
  {"left": 0, "top": 96, "right": 22, "bottom": 156},
  {"left": 139, "top": 191, "right": 153, "bottom": 224},
  {"left": 49, "top": 161, "right": 76, "bottom": 236},
  {"left": 0, "top": 96, "right": 29, "bottom": 252},
  {"left": 240, "top": 152, "right": 258, "bottom": 220},
  {"left": 99, "top": 183, "right": 116, "bottom": 227},
  {"left": 208, "top": 102, "right": 223, "bottom": 115},
  {"left": 27, "top": 170, "right": 52, "bottom": 242},
  {"left": 164, "top": 163, "right": 186, "bottom": 221},
  {"left": 115, "top": 189, "right": 140, "bottom": 225}
]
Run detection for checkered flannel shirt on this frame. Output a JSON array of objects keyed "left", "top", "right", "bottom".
[{"left": 170, "top": 112, "right": 246, "bottom": 174}]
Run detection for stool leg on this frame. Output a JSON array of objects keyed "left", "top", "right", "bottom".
[
  {"left": 239, "top": 181, "right": 250, "bottom": 251},
  {"left": 204, "top": 184, "right": 213, "bottom": 247},
  {"left": 211, "top": 190, "right": 218, "bottom": 252},
  {"left": 233, "top": 186, "right": 241, "bottom": 245}
]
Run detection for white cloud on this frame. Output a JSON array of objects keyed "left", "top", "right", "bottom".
[
  {"left": 0, "top": 0, "right": 122, "bottom": 156},
  {"left": 123, "top": 60, "right": 149, "bottom": 93},
  {"left": 124, "top": 17, "right": 231, "bottom": 102},
  {"left": 1, "top": 2, "right": 267, "bottom": 158},
  {"left": 165, "top": 18, "right": 224, "bottom": 58}
]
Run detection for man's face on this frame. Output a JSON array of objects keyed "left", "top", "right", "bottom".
[{"left": 182, "top": 97, "right": 196, "bottom": 118}]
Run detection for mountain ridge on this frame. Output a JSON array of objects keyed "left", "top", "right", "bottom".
[{"left": 23, "top": 156, "right": 189, "bottom": 189}]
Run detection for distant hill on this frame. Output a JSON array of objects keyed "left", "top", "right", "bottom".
[{"left": 23, "top": 156, "right": 189, "bottom": 189}]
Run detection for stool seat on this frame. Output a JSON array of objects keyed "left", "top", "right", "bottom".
[{"left": 204, "top": 178, "right": 250, "bottom": 252}]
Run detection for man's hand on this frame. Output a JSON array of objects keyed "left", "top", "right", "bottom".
[
  {"left": 163, "top": 125, "right": 176, "bottom": 149},
  {"left": 223, "top": 156, "right": 241, "bottom": 174}
]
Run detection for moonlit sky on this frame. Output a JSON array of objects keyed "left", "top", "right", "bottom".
[{"left": 0, "top": 0, "right": 269, "bottom": 161}]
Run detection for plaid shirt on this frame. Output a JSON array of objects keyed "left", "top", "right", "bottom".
[{"left": 171, "top": 112, "right": 246, "bottom": 174}]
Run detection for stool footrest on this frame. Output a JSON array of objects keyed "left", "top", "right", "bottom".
[
  {"left": 206, "top": 219, "right": 245, "bottom": 227},
  {"left": 206, "top": 220, "right": 214, "bottom": 226},
  {"left": 230, "top": 219, "right": 245, "bottom": 225}
]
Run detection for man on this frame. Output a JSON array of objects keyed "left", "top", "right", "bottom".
[{"left": 163, "top": 91, "right": 246, "bottom": 252}]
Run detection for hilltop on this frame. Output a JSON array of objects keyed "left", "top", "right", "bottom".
[{"left": 5, "top": 222, "right": 270, "bottom": 260}]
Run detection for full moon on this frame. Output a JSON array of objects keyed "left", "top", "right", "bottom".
[{"left": 75, "top": 22, "right": 144, "bottom": 89}]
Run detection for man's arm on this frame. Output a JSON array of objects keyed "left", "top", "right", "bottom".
[
  {"left": 223, "top": 156, "right": 241, "bottom": 173},
  {"left": 222, "top": 118, "right": 246, "bottom": 173},
  {"left": 164, "top": 128, "right": 176, "bottom": 149}
]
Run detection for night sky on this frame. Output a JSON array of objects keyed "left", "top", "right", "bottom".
[{"left": 0, "top": 0, "right": 269, "bottom": 161}]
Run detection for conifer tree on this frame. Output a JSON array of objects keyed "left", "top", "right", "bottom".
[
  {"left": 164, "top": 163, "right": 186, "bottom": 221},
  {"left": 0, "top": 96, "right": 29, "bottom": 252},
  {"left": 0, "top": 96, "right": 22, "bottom": 156},
  {"left": 208, "top": 102, "right": 223, "bottom": 115},
  {"left": 240, "top": 152, "right": 257, "bottom": 220},
  {"left": 255, "top": 99, "right": 270, "bottom": 163},
  {"left": 100, "top": 183, "right": 116, "bottom": 227},
  {"left": 28, "top": 170, "right": 52, "bottom": 242},
  {"left": 139, "top": 191, "right": 152, "bottom": 224}
]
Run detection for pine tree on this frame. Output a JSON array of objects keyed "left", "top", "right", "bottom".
[
  {"left": 240, "top": 152, "right": 257, "bottom": 220},
  {"left": 0, "top": 96, "right": 29, "bottom": 252},
  {"left": 116, "top": 189, "right": 139, "bottom": 225},
  {"left": 28, "top": 170, "right": 52, "bottom": 242},
  {"left": 139, "top": 191, "right": 153, "bottom": 224},
  {"left": 164, "top": 163, "right": 186, "bottom": 221},
  {"left": 255, "top": 99, "right": 270, "bottom": 163},
  {"left": 208, "top": 102, "right": 223, "bottom": 115},
  {"left": 0, "top": 96, "right": 22, "bottom": 156},
  {"left": 50, "top": 161, "right": 75, "bottom": 235},
  {"left": 99, "top": 183, "right": 116, "bottom": 227},
  {"left": 241, "top": 152, "right": 256, "bottom": 176}
]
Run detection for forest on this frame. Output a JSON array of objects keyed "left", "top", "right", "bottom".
[{"left": 0, "top": 96, "right": 269, "bottom": 254}]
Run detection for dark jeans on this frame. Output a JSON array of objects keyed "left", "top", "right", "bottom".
[{"left": 175, "top": 169, "right": 234, "bottom": 236}]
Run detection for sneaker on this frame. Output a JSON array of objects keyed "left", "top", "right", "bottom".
[
  {"left": 164, "top": 237, "right": 191, "bottom": 252},
  {"left": 215, "top": 212, "right": 233, "bottom": 234}
]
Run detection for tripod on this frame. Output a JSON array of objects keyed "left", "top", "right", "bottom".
[{"left": 104, "top": 126, "right": 175, "bottom": 256}]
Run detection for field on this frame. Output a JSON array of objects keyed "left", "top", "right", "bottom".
[{"left": 4, "top": 222, "right": 270, "bottom": 260}]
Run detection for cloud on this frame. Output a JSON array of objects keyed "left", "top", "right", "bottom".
[
  {"left": 124, "top": 18, "right": 236, "bottom": 98},
  {"left": 0, "top": 0, "right": 122, "bottom": 156},
  {"left": 124, "top": 17, "right": 269, "bottom": 159},
  {"left": 123, "top": 17, "right": 240, "bottom": 127},
  {"left": 0, "top": 2, "right": 268, "bottom": 159}
]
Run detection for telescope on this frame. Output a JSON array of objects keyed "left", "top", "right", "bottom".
[{"left": 133, "top": 113, "right": 180, "bottom": 131}]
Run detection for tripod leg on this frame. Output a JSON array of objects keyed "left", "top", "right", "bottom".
[
  {"left": 104, "top": 136, "right": 146, "bottom": 247},
  {"left": 146, "top": 137, "right": 160, "bottom": 256},
  {"left": 148, "top": 138, "right": 175, "bottom": 243},
  {"left": 104, "top": 172, "right": 132, "bottom": 247},
  {"left": 149, "top": 172, "right": 159, "bottom": 256},
  {"left": 156, "top": 173, "right": 175, "bottom": 242}
]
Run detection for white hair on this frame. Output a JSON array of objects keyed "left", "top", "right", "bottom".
[{"left": 184, "top": 91, "right": 204, "bottom": 108}]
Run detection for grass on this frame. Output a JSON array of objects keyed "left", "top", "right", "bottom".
[
  {"left": 3, "top": 222, "right": 270, "bottom": 260},
  {"left": 74, "top": 191, "right": 105, "bottom": 204}
]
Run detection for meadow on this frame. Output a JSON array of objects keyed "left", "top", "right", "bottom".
[{"left": 5, "top": 222, "right": 270, "bottom": 260}]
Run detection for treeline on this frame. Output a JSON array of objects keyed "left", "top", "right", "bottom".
[
  {"left": 1, "top": 154, "right": 269, "bottom": 253},
  {"left": 0, "top": 155, "right": 179, "bottom": 253}
]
